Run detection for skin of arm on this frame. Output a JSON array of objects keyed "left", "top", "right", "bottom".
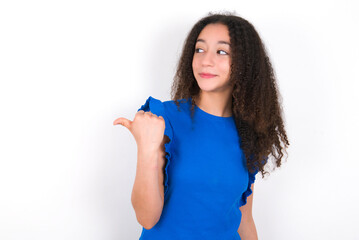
[
  {"left": 115, "top": 110, "right": 168, "bottom": 230},
  {"left": 237, "top": 183, "right": 258, "bottom": 240},
  {"left": 131, "top": 136, "right": 167, "bottom": 230}
]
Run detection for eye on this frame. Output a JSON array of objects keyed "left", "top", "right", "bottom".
[
  {"left": 218, "top": 50, "right": 228, "bottom": 55},
  {"left": 195, "top": 48, "right": 204, "bottom": 53}
]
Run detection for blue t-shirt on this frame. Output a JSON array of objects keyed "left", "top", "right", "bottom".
[{"left": 137, "top": 96, "right": 258, "bottom": 240}]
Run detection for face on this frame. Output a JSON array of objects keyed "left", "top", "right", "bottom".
[{"left": 192, "top": 23, "right": 232, "bottom": 94}]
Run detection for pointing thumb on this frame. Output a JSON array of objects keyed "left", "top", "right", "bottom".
[{"left": 113, "top": 117, "right": 132, "bottom": 129}]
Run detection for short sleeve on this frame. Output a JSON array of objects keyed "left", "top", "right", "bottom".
[
  {"left": 238, "top": 168, "right": 258, "bottom": 208},
  {"left": 238, "top": 155, "right": 268, "bottom": 207},
  {"left": 137, "top": 96, "right": 174, "bottom": 197}
]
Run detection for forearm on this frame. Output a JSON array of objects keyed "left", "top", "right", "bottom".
[
  {"left": 131, "top": 148, "right": 164, "bottom": 229},
  {"left": 238, "top": 216, "right": 258, "bottom": 240}
]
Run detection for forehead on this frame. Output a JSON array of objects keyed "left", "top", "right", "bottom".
[{"left": 196, "top": 23, "right": 230, "bottom": 43}]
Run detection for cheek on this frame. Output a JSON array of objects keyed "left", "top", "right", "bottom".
[
  {"left": 192, "top": 58, "right": 199, "bottom": 71},
  {"left": 219, "top": 60, "right": 231, "bottom": 74}
]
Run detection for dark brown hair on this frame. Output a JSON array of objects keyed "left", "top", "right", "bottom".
[{"left": 170, "top": 11, "right": 290, "bottom": 177}]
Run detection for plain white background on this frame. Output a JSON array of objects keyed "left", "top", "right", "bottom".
[{"left": 0, "top": 0, "right": 358, "bottom": 239}]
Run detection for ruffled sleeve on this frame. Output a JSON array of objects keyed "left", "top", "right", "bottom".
[
  {"left": 137, "top": 96, "right": 174, "bottom": 197},
  {"left": 238, "top": 155, "right": 269, "bottom": 207},
  {"left": 238, "top": 169, "right": 258, "bottom": 208}
]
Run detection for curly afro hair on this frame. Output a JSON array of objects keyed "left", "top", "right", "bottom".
[{"left": 170, "top": 11, "right": 290, "bottom": 178}]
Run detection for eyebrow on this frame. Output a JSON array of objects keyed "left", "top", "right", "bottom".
[{"left": 196, "top": 39, "right": 231, "bottom": 46}]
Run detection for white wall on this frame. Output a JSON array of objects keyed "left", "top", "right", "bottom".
[{"left": 0, "top": 0, "right": 358, "bottom": 239}]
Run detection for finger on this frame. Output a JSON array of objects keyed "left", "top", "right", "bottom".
[{"left": 113, "top": 117, "right": 131, "bottom": 129}]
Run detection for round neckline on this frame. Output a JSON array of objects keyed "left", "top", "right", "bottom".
[{"left": 189, "top": 97, "right": 234, "bottom": 121}]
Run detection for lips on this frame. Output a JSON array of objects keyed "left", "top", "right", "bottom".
[{"left": 199, "top": 73, "right": 217, "bottom": 78}]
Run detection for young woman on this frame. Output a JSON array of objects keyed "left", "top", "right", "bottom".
[{"left": 114, "top": 12, "right": 289, "bottom": 240}]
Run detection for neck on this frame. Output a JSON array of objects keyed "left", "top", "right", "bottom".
[{"left": 194, "top": 91, "right": 233, "bottom": 117}]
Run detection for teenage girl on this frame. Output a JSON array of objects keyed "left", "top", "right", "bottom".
[{"left": 114, "top": 12, "right": 289, "bottom": 240}]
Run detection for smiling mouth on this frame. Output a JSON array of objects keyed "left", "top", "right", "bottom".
[{"left": 199, "top": 73, "right": 217, "bottom": 78}]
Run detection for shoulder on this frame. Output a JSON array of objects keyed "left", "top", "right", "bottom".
[
  {"left": 138, "top": 96, "right": 191, "bottom": 126},
  {"left": 163, "top": 98, "right": 191, "bottom": 113},
  {"left": 162, "top": 98, "right": 193, "bottom": 122}
]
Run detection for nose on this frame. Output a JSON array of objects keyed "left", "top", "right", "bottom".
[{"left": 201, "top": 51, "right": 215, "bottom": 67}]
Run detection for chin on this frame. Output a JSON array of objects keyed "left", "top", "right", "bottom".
[{"left": 197, "top": 81, "right": 222, "bottom": 91}]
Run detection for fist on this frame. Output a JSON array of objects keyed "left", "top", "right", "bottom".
[{"left": 113, "top": 110, "right": 166, "bottom": 152}]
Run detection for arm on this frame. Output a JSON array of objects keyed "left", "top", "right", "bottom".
[
  {"left": 115, "top": 101, "right": 169, "bottom": 230},
  {"left": 238, "top": 183, "right": 258, "bottom": 240},
  {"left": 131, "top": 136, "right": 167, "bottom": 230}
]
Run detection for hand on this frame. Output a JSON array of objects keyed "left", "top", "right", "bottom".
[{"left": 113, "top": 110, "right": 165, "bottom": 153}]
